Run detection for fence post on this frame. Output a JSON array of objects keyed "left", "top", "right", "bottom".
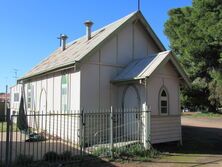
[
  {"left": 82, "top": 111, "right": 85, "bottom": 155},
  {"left": 80, "top": 109, "right": 85, "bottom": 157},
  {"left": 5, "top": 85, "right": 11, "bottom": 167},
  {"left": 110, "top": 106, "right": 114, "bottom": 159},
  {"left": 143, "top": 104, "right": 151, "bottom": 150},
  {"left": 5, "top": 112, "right": 11, "bottom": 166}
]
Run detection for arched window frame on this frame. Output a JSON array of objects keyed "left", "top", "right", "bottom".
[
  {"left": 61, "top": 74, "right": 69, "bottom": 113},
  {"left": 159, "top": 87, "right": 169, "bottom": 116}
]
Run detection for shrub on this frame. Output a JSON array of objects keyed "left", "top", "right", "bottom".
[
  {"left": 0, "top": 161, "right": 5, "bottom": 167},
  {"left": 43, "top": 151, "right": 59, "bottom": 161},
  {"left": 93, "top": 143, "right": 160, "bottom": 160},
  {"left": 59, "top": 151, "right": 72, "bottom": 161},
  {"left": 14, "top": 154, "right": 33, "bottom": 166},
  {"left": 92, "top": 147, "right": 110, "bottom": 157}
]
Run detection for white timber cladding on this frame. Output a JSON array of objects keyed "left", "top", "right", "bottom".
[
  {"left": 11, "top": 70, "right": 81, "bottom": 143},
  {"left": 70, "top": 71, "right": 80, "bottom": 111},
  {"left": 80, "top": 21, "right": 160, "bottom": 110},
  {"left": 140, "top": 57, "right": 182, "bottom": 144},
  {"left": 47, "top": 76, "right": 54, "bottom": 112},
  {"left": 147, "top": 61, "right": 180, "bottom": 116},
  {"left": 151, "top": 116, "right": 181, "bottom": 144},
  {"left": 134, "top": 22, "right": 149, "bottom": 59},
  {"left": 117, "top": 23, "right": 133, "bottom": 65},
  {"left": 53, "top": 73, "right": 61, "bottom": 112},
  {"left": 10, "top": 11, "right": 188, "bottom": 144},
  {"left": 11, "top": 69, "right": 81, "bottom": 113}
]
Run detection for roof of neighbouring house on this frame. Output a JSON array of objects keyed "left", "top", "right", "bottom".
[
  {"left": 112, "top": 50, "right": 191, "bottom": 87},
  {"left": 19, "top": 11, "right": 166, "bottom": 81}
]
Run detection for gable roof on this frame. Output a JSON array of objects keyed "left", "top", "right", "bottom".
[
  {"left": 19, "top": 11, "right": 166, "bottom": 81},
  {"left": 111, "top": 50, "right": 191, "bottom": 87}
]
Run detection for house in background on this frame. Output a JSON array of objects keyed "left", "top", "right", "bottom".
[
  {"left": 0, "top": 93, "right": 10, "bottom": 103},
  {"left": 0, "top": 93, "right": 10, "bottom": 121},
  {"left": 10, "top": 11, "right": 190, "bottom": 144}
]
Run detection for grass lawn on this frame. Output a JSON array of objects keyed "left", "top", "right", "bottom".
[{"left": 0, "top": 122, "right": 19, "bottom": 132}]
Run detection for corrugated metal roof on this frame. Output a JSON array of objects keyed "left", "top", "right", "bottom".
[
  {"left": 19, "top": 10, "right": 168, "bottom": 80},
  {"left": 21, "top": 12, "right": 138, "bottom": 79},
  {"left": 112, "top": 51, "right": 171, "bottom": 82}
]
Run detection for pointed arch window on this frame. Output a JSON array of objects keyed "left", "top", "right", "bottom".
[
  {"left": 159, "top": 88, "right": 169, "bottom": 115},
  {"left": 61, "top": 74, "right": 69, "bottom": 112}
]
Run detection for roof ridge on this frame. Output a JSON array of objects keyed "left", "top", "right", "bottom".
[
  {"left": 19, "top": 11, "right": 167, "bottom": 80},
  {"left": 67, "top": 11, "right": 138, "bottom": 47},
  {"left": 20, "top": 11, "right": 138, "bottom": 80}
]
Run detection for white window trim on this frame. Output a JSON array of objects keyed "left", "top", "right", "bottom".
[
  {"left": 27, "top": 83, "right": 32, "bottom": 110},
  {"left": 13, "top": 92, "right": 20, "bottom": 103},
  {"left": 159, "top": 87, "right": 169, "bottom": 116},
  {"left": 61, "top": 74, "right": 69, "bottom": 113}
]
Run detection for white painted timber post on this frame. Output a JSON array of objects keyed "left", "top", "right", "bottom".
[
  {"left": 143, "top": 104, "right": 151, "bottom": 150},
  {"left": 110, "top": 106, "right": 114, "bottom": 158}
]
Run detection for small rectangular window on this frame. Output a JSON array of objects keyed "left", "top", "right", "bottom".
[
  {"left": 14, "top": 93, "right": 19, "bottom": 102},
  {"left": 161, "top": 106, "right": 168, "bottom": 114},
  {"left": 161, "top": 100, "right": 167, "bottom": 107}
]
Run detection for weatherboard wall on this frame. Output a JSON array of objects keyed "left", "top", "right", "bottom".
[
  {"left": 10, "top": 17, "right": 182, "bottom": 144},
  {"left": 11, "top": 69, "right": 81, "bottom": 113},
  {"left": 80, "top": 21, "right": 162, "bottom": 144},
  {"left": 147, "top": 61, "right": 180, "bottom": 116},
  {"left": 80, "top": 21, "right": 160, "bottom": 110},
  {"left": 10, "top": 69, "right": 81, "bottom": 143},
  {"left": 147, "top": 61, "right": 181, "bottom": 143},
  {"left": 151, "top": 116, "right": 181, "bottom": 144}
]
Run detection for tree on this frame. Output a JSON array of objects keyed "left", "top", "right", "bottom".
[
  {"left": 164, "top": 0, "right": 222, "bottom": 112},
  {"left": 209, "top": 70, "right": 222, "bottom": 108}
]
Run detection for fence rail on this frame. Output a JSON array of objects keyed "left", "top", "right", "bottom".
[{"left": 0, "top": 108, "right": 151, "bottom": 166}]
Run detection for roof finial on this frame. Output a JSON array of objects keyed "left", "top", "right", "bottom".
[{"left": 138, "top": 0, "right": 141, "bottom": 11}]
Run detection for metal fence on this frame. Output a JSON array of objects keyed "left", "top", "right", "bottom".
[{"left": 0, "top": 108, "right": 151, "bottom": 166}]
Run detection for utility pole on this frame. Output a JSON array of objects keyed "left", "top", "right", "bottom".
[{"left": 5, "top": 85, "right": 8, "bottom": 116}]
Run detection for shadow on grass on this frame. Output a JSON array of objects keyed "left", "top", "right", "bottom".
[
  {"left": 69, "top": 156, "right": 116, "bottom": 167},
  {"left": 0, "top": 139, "right": 117, "bottom": 167},
  {"left": 40, "top": 155, "right": 117, "bottom": 167},
  {"left": 154, "top": 125, "right": 222, "bottom": 155}
]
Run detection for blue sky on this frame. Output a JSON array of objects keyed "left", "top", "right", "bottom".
[{"left": 0, "top": 0, "right": 192, "bottom": 92}]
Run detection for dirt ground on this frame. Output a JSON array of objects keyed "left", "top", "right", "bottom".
[
  {"left": 78, "top": 115, "right": 222, "bottom": 167},
  {"left": 182, "top": 116, "right": 222, "bottom": 128}
]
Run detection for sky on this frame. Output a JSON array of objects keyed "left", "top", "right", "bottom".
[{"left": 0, "top": 0, "right": 192, "bottom": 93}]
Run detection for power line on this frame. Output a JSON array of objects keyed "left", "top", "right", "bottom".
[{"left": 13, "top": 69, "right": 19, "bottom": 79}]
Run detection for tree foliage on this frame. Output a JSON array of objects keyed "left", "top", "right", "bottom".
[{"left": 164, "top": 0, "right": 222, "bottom": 112}]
